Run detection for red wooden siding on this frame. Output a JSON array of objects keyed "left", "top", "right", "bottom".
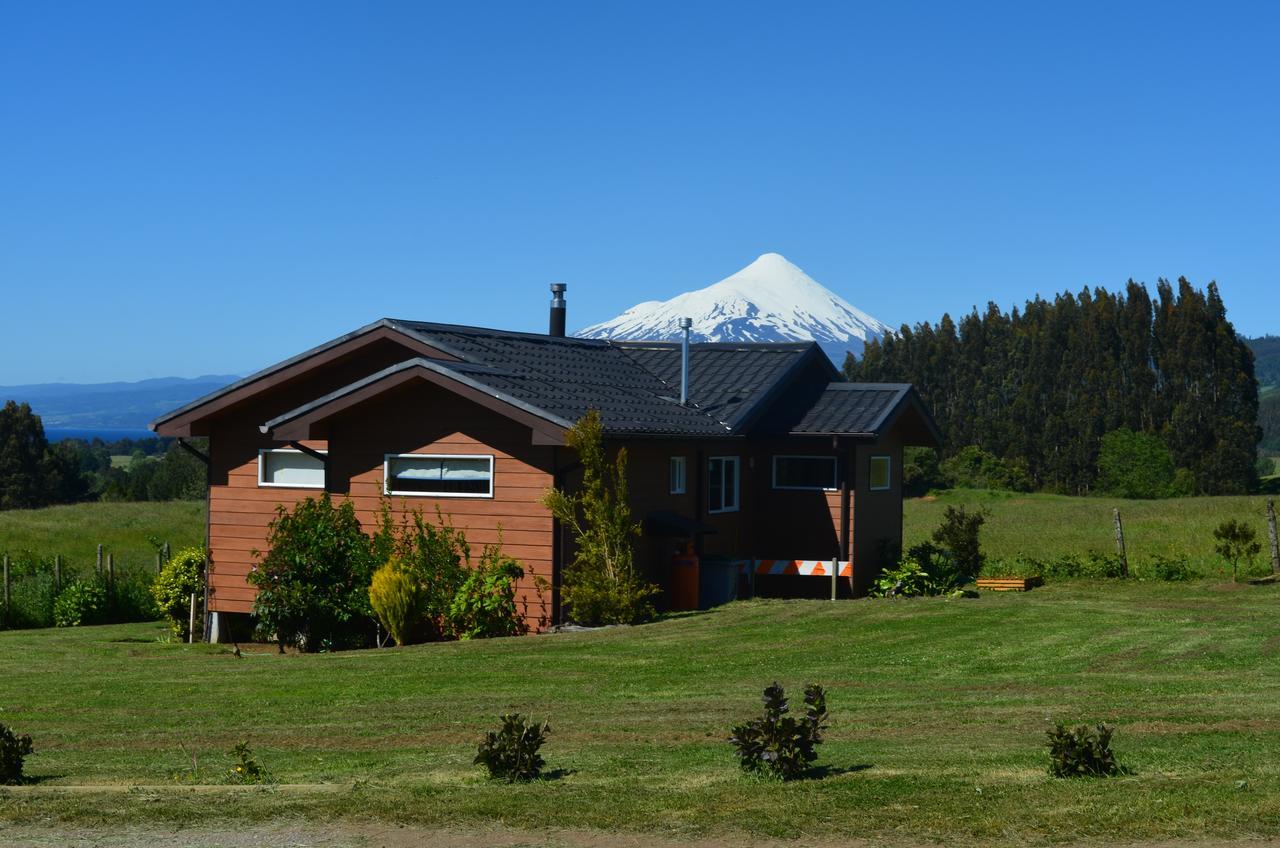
[{"left": 206, "top": 380, "right": 556, "bottom": 632}]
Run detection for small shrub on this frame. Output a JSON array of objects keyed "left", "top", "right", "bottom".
[
  {"left": 369, "top": 558, "right": 424, "bottom": 646},
  {"left": 53, "top": 579, "right": 106, "bottom": 627},
  {"left": 225, "top": 741, "right": 270, "bottom": 784},
  {"left": 1047, "top": 723, "right": 1120, "bottom": 778},
  {"left": 1142, "top": 554, "right": 1193, "bottom": 582},
  {"left": 372, "top": 503, "right": 471, "bottom": 640},
  {"left": 447, "top": 545, "right": 526, "bottom": 639},
  {"left": 871, "top": 556, "right": 937, "bottom": 597},
  {"left": 729, "top": 682, "right": 829, "bottom": 780},
  {"left": 475, "top": 713, "right": 550, "bottom": 782},
  {"left": 931, "top": 506, "right": 986, "bottom": 583},
  {"left": 1213, "top": 519, "right": 1262, "bottom": 582},
  {"left": 152, "top": 547, "right": 206, "bottom": 638},
  {"left": 0, "top": 723, "right": 34, "bottom": 785}
]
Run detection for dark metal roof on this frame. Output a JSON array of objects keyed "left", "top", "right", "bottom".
[
  {"left": 154, "top": 317, "right": 932, "bottom": 441},
  {"left": 789, "top": 383, "right": 915, "bottom": 436}
]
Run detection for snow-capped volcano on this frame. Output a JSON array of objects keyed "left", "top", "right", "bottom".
[{"left": 577, "top": 253, "right": 890, "bottom": 366}]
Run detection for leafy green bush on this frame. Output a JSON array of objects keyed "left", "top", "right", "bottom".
[
  {"left": 902, "top": 446, "right": 945, "bottom": 496},
  {"left": 108, "top": 569, "right": 161, "bottom": 624},
  {"left": 5, "top": 572, "right": 57, "bottom": 629},
  {"left": 368, "top": 558, "right": 423, "bottom": 647},
  {"left": 729, "top": 682, "right": 829, "bottom": 780},
  {"left": 152, "top": 546, "right": 205, "bottom": 638},
  {"left": 940, "top": 446, "right": 1032, "bottom": 492},
  {"left": 0, "top": 723, "right": 34, "bottom": 785},
  {"left": 53, "top": 579, "right": 106, "bottom": 627},
  {"left": 1048, "top": 723, "right": 1120, "bottom": 778},
  {"left": 1141, "top": 554, "right": 1193, "bottom": 582},
  {"left": 540, "top": 410, "right": 658, "bottom": 625},
  {"left": 475, "top": 713, "right": 550, "bottom": 782},
  {"left": 984, "top": 552, "right": 1126, "bottom": 581},
  {"left": 1096, "top": 429, "right": 1177, "bottom": 499},
  {"left": 372, "top": 503, "right": 470, "bottom": 640},
  {"left": 248, "top": 493, "right": 376, "bottom": 652},
  {"left": 225, "top": 741, "right": 270, "bottom": 784},
  {"left": 871, "top": 555, "right": 937, "bottom": 597},
  {"left": 447, "top": 545, "right": 526, "bottom": 639},
  {"left": 931, "top": 506, "right": 986, "bottom": 583}
]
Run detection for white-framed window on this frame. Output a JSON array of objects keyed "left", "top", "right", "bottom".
[
  {"left": 384, "top": 453, "right": 494, "bottom": 498},
  {"left": 258, "top": 448, "right": 326, "bottom": 489},
  {"left": 772, "top": 455, "right": 838, "bottom": 491},
  {"left": 708, "top": 456, "right": 740, "bottom": 513},
  {"left": 669, "top": 456, "right": 687, "bottom": 495},
  {"left": 869, "top": 455, "right": 892, "bottom": 491}
]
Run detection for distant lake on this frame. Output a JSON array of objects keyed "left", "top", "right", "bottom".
[{"left": 46, "top": 427, "right": 156, "bottom": 443}]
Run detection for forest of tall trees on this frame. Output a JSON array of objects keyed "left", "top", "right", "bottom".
[{"left": 845, "top": 278, "right": 1261, "bottom": 495}]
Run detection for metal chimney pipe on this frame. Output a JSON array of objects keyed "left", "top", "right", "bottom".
[
  {"left": 549, "top": 283, "right": 567, "bottom": 337},
  {"left": 679, "top": 317, "right": 692, "bottom": 405}
]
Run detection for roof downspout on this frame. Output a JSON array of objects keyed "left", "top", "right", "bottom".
[{"left": 679, "top": 317, "right": 692, "bottom": 405}]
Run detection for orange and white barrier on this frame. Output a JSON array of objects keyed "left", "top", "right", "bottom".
[{"left": 734, "top": 559, "right": 853, "bottom": 577}]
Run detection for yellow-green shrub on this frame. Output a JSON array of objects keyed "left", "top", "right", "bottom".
[{"left": 369, "top": 559, "right": 422, "bottom": 646}]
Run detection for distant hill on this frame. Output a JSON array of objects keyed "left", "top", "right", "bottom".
[
  {"left": 0, "top": 375, "right": 238, "bottom": 431},
  {"left": 1246, "top": 335, "right": 1280, "bottom": 390}
]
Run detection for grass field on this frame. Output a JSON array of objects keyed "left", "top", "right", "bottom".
[
  {"left": 1, "top": 582, "right": 1278, "bottom": 845},
  {"left": 904, "top": 489, "right": 1278, "bottom": 578},
  {"left": 0, "top": 500, "right": 205, "bottom": 574}
]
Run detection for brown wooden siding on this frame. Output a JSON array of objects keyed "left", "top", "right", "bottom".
[{"left": 206, "top": 379, "right": 556, "bottom": 632}]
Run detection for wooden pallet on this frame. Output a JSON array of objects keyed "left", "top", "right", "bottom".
[{"left": 976, "top": 576, "right": 1043, "bottom": 592}]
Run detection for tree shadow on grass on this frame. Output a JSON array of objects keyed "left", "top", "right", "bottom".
[
  {"left": 539, "top": 768, "right": 576, "bottom": 782},
  {"left": 801, "top": 763, "right": 873, "bottom": 780},
  {"left": 12, "top": 773, "right": 68, "bottom": 785}
]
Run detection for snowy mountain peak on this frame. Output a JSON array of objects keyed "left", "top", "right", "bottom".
[{"left": 577, "top": 253, "right": 890, "bottom": 365}]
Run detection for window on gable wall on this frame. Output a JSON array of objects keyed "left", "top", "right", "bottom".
[
  {"left": 869, "top": 455, "right": 892, "bottom": 491},
  {"left": 258, "top": 448, "right": 326, "bottom": 489},
  {"left": 708, "top": 456, "right": 740, "bottom": 513},
  {"left": 669, "top": 456, "right": 687, "bottom": 494},
  {"left": 384, "top": 454, "right": 494, "bottom": 497},
  {"left": 772, "top": 455, "right": 837, "bottom": 491}
]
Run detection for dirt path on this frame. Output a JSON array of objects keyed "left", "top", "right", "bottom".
[{"left": 4, "top": 824, "right": 1277, "bottom": 848}]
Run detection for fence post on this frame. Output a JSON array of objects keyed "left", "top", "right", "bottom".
[
  {"left": 189, "top": 592, "right": 197, "bottom": 644},
  {"left": 1113, "top": 508, "right": 1128, "bottom": 577},
  {"left": 1268, "top": 500, "right": 1279, "bottom": 575},
  {"left": 3, "top": 555, "right": 9, "bottom": 622},
  {"left": 54, "top": 555, "right": 62, "bottom": 590},
  {"left": 830, "top": 557, "right": 838, "bottom": 601},
  {"left": 96, "top": 544, "right": 103, "bottom": 578},
  {"left": 107, "top": 553, "right": 115, "bottom": 597}
]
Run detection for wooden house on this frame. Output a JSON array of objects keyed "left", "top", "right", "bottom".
[{"left": 152, "top": 288, "right": 939, "bottom": 639}]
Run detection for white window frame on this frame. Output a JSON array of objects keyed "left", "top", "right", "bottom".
[
  {"left": 383, "top": 453, "right": 495, "bottom": 499},
  {"left": 869, "top": 455, "right": 892, "bottom": 491},
  {"left": 257, "top": 448, "right": 327, "bottom": 490},
  {"left": 669, "top": 456, "right": 687, "bottom": 495},
  {"left": 771, "top": 455, "right": 838, "bottom": 491},
  {"left": 708, "top": 455, "right": 740, "bottom": 514}
]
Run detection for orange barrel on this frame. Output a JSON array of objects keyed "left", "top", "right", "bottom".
[{"left": 669, "top": 544, "right": 700, "bottom": 611}]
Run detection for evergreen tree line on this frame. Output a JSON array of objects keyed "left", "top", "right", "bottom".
[
  {"left": 0, "top": 400, "right": 205, "bottom": 510},
  {"left": 845, "top": 279, "right": 1261, "bottom": 495}
]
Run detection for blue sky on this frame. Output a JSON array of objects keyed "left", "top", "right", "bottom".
[{"left": 2, "top": 1, "right": 1277, "bottom": 384}]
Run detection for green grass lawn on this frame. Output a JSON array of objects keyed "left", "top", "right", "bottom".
[
  {"left": 0, "top": 500, "right": 205, "bottom": 574},
  {"left": 905, "top": 490, "right": 1277, "bottom": 577},
  {"left": 2, "top": 582, "right": 1279, "bottom": 844}
]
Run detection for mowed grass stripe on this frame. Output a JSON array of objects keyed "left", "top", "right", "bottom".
[{"left": 2, "top": 582, "right": 1279, "bottom": 843}]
